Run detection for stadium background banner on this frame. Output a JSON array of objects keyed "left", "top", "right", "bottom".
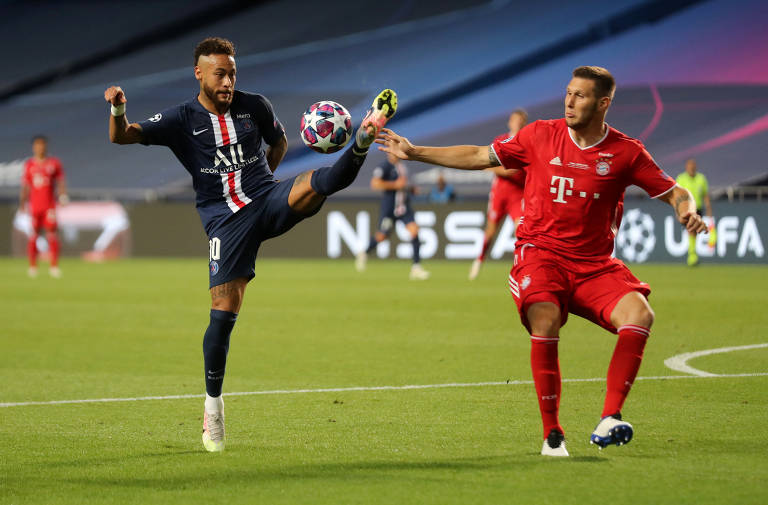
[{"left": 1, "top": 201, "right": 766, "bottom": 264}]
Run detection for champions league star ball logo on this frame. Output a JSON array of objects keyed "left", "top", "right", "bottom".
[
  {"left": 209, "top": 261, "right": 219, "bottom": 276},
  {"left": 616, "top": 209, "right": 656, "bottom": 263}
]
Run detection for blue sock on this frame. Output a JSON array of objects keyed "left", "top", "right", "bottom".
[
  {"left": 203, "top": 309, "right": 237, "bottom": 397},
  {"left": 412, "top": 237, "right": 421, "bottom": 264},
  {"left": 366, "top": 236, "right": 377, "bottom": 253},
  {"left": 309, "top": 145, "right": 367, "bottom": 196}
]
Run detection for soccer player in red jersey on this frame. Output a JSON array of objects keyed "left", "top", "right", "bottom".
[
  {"left": 19, "top": 135, "right": 69, "bottom": 278},
  {"left": 469, "top": 109, "right": 528, "bottom": 281},
  {"left": 377, "top": 66, "right": 707, "bottom": 456}
]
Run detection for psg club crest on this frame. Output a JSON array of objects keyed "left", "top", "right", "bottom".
[
  {"left": 242, "top": 119, "right": 254, "bottom": 131},
  {"left": 209, "top": 261, "right": 219, "bottom": 276},
  {"left": 596, "top": 161, "right": 610, "bottom": 176}
]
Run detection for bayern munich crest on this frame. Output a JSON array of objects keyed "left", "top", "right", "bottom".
[
  {"left": 596, "top": 161, "right": 610, "bottom": 176},
  {"left": 521, "top": 275, "right": 531, "bottom": 290},
  {"left": 209, "top": 261, "right": 219, "bottom": 276}
]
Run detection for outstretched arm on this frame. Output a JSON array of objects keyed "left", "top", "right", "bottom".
[
  {"left": 104, "top": 86, "right": 143, "bottom": 145},
  {"left": 376, "top": 128, "right": 498, "bottom": 170},
  {"left": 19, "top": 184, "right": 29, "bottom": 212},
  {"left": 658, "top": 185, "right": 707, "bottom": 234}
]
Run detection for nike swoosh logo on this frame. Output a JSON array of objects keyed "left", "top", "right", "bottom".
[{"left": 193, "top": 128, "right": 208, "bottom": 136}]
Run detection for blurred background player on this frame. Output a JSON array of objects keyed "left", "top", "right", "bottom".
[
  {"left": 428, "top": 171, "right": 456, "bottom": 203},
  {"left": 356, "top": 153, "right": 429, "bottom": 280},
  {"left": 676, "top": 158, "right": 715, "bottom": 266},
  {"left": 19, "top": 135, "right": 68, "bottom": 278},
  {"left": 469, "top": 109, "right": 528, "bottom": 280},
  {"left": 377, "top": 66, "right": 707, "bottom": 457}
]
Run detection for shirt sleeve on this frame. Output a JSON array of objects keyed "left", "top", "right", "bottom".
[
  {"left": 138, "top": 105, "right": 184, "bottom": 147},
  {"left": 628, "top": 146, "right": 676, "bottom": 198},
  {"left": 253, "top": 94, "right": 285, "bottom": 146},
  {"left": 700, "top": 174, "right": 709, "bottom": 195},
  {"left": 53, "top": 158, "right": 64, "bottom": 179},
  {"left": 372, "top": 166, "right": 384, "bottom": 179},
  {"left": 491, "top": 122, "right": 534, "bottom": 170}
]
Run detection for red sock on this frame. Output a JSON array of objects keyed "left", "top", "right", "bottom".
[
  {"left": 48, "top": 234, "right": 60, "bottom": 267},
  {"left": 478, "top": 236, "right": 491, "bottom": 261},
  {"left": 530, "top": 335, "right": 562, "bottom": 439},
  {"left": 27, "top": 235, "right": 38, "bottom": 267},
  {"left": 602, "top": 325, "right": 650, "bottom": 418}
]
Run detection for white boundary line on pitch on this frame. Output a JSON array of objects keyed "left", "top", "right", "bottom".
[
  {"left": 2, "top": 373, "right": 768, "bottom": 409},
  {"left": 663, "top": 343, "right": 768, "bottom": 377}
]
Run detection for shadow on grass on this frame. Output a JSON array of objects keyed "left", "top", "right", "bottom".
[{"left": 49, "top": 451, "right": 609, "bottom": 490}]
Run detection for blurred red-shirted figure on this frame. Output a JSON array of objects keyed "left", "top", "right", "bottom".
[
  {"left": 20, "top": 136, "right": 68, "bottom": 278},
  {"left": 469, "top": 109, "right": 528, "bottom": 281}
]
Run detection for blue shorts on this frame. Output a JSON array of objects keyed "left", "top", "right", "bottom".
[
  {"left": 207, "top": 177, "right": 312, "bottom": 288},
  {"left": 377, "top": 205, "right": 415, "bottom": 234}
]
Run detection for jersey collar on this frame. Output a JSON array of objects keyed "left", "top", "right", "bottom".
[{"left": 568, "top": 123, "right": 610, "bottom": 151}]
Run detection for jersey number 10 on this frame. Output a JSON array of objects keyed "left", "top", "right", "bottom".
[{"left": 209, "top": 237, "right": 221, "bottom": 262}]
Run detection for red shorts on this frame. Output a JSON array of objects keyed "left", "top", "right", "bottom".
[
  {"left": 487, "top": 183, "right": 524, "bottom": 224},
  {"left": 508, "top": 244, "right": 650, "bottom": 334},
  {"left": 30, "top": 207, "right": 57, "bottom": 232}
]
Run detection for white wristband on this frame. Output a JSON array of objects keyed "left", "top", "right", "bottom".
[{"left": 111, "top": 103, "right": 126, "bottom": 116}]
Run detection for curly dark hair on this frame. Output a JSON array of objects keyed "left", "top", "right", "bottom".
[{"left": 194, "top": 37, "right": 236, "bottom": 65}]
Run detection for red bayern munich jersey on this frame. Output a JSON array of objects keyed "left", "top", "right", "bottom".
[
  {"left": 491, "top": 119, "right": 675, "bottom": 260},
  {"left": 22, "top": 157, "right": 63, "bottom": 212},
  {"left": 491, "top": 133, "right": 525, "bottom": 200}
]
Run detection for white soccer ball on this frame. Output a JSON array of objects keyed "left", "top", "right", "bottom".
[{"left": 300, "top": 101, "right": 353, "bottom": 154}]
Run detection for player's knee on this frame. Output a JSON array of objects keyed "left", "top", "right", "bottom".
[
  {"left": 527, "top": 302, "right": 561, "bottom": 336},
  {"left": 636, "top": 304, "right": 655, "bottom": 329}
]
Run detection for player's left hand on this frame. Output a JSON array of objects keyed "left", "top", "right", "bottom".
[
  {"left": 680, "top": 211, "right": 707, "bottom": 234},
  {"left": 376, "top": 128, "right": 415, "bottom": 160}
]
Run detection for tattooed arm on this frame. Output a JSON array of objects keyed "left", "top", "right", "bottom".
[
  {"left": 266, "top": 134, "right": 288, "bottom": 173},
  {"left": 658, "top": 185, "right": 707, "bottom": 233}
]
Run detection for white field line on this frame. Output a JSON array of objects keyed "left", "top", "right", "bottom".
[
  {"left": 663, "top": 343, "right": 768, "bottom": 377},
  {"left": 2, "top": 373, "right": 768, "bottom": 409}
]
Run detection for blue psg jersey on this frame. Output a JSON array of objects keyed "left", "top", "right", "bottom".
[
  {"left": 373, "top": 159, "right": 410, "bottom": 217},
  {"left": 138, "top": 90, "right": 286, "bottom": 233}
]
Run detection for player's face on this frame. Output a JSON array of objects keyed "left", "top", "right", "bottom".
[
  {"left": 685, "top": 159, "right": 697, "bottom": 175},
  {"left": 564, "top": 78, "right": 609, "bottom": 130},
  {"left": 195, "top": 54, "right": 237, "bottom": 110},
  {"left": 32, "top": 139, "right": 47, "bottom": 158}
]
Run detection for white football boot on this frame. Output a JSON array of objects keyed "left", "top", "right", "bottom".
[
  {"left": 202, "top": 399, "right": 225, "bottom": 453},
  {"left": 468, "top": 259, "right": 482, "bottom": 280},
  {"left": 49, "top": 266, "right": 62, "bottom": 278},
  {"left": 590, "top": 414, "right": 633, "bottom": 449},
  {"left": 355, "top": 251, "right": 368, "bottom": 272},
  {"left": 409, "top": 263, "right": 430, "bottom": 280},
  {"left": 541, "top": 429, "right": 569, "bottom": 457}
]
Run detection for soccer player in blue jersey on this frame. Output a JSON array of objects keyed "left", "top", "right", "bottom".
[
  {"left": 355, "top": 153, "right": 429, "bottom": 280},
  {"left": 103, "top": 37, "right": 397, "bottom": 452}
]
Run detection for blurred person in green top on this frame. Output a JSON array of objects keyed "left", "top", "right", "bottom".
[{"left": 676, "top": 158, "right": 715, "bottom": 266}]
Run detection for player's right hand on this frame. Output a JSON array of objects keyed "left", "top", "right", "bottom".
[
  {"left": 104, "top": 86, "right": 127, "bottom": 106},
  {"left": 376, "top": 128, "right": 414, "bottom": 160}
]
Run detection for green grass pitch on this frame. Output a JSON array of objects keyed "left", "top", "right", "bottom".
[{"left": 1, "top": 258, "right": 767, "bottom": 504}]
